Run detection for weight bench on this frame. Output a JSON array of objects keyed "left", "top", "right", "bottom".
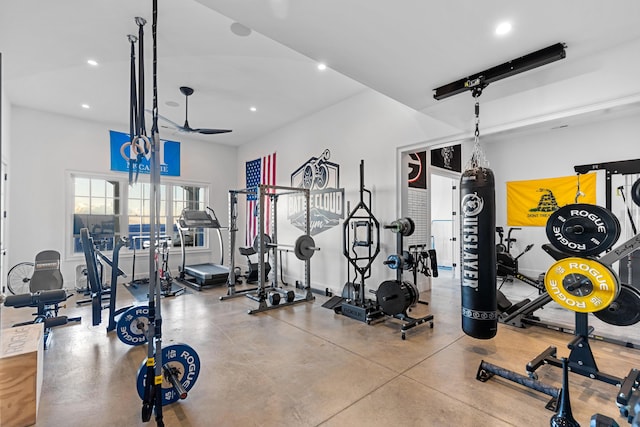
[
  {"left": 3, "top": 250, "right": 81, "bottom": 348},
  {"left": 4, "top": 289, "right": 80, "bottom": 348}
]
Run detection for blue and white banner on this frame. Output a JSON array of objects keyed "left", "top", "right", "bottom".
[{"left": 109, "top": 130, "right": 181, "bottom": 176}]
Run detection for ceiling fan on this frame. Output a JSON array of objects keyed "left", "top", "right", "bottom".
[{"left": 156, "top": 86, "right": 232, "bottom": 135}]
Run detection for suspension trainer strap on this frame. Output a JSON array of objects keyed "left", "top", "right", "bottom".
[
  {"left": 136, "top": 17, "right": 146, "bottom": 138},
  {"left": 134, "top": 17, "right": 148, "bottom": 184},
  {"left": 128, "top": 35, "right": 138, "bottom": 184}
]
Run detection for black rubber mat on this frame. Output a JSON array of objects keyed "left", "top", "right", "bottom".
[
  {"left": 124, "top": 281, "right": 187, "bottom": 301},
  {"left": 321, "top": 296, "right": 345, "bottom": 310}
]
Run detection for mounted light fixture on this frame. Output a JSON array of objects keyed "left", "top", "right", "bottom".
[{"left": 433, "top": 42, "right": 567, "bottom": 100}]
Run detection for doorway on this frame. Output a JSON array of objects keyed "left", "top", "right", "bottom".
[{"left": 429, "top": 172, "right": 459, "bottom": 278}]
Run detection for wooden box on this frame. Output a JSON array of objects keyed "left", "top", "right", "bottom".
[{"left": 0, "top": 323, "right": 44, "bottom": 427}]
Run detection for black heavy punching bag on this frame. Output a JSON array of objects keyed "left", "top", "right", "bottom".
[{"left": 460, "top": 166, "right": 497, "bottom": 339}]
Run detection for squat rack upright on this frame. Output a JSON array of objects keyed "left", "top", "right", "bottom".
[{"left": 220, "top": 187, "right": 260, "bottom": 300}]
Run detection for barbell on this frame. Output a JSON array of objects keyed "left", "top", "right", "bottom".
[
  {"left": 384, "top": 217, "right": 415, "bottom": 237},
  {"left": 253, "top": 233, "right": 320, "bottom": 261}
]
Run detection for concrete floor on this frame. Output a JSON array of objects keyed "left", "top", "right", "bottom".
[{"left": 2, "top": 273, "right": 640, "bottom": 427}]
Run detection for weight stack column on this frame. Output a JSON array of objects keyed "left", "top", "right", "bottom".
[{"left": 460, "top": 167, "right": 497, "bottom": 339}]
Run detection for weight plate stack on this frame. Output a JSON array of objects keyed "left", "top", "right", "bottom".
[{"left": 545, "top": 204, "right": 621, "bottom": 256}]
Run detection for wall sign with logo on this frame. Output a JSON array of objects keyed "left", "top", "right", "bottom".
[
  {"left": 408, "top": 151, "right": 427, "bottom": 189},
  {"left": 431, "top": 144, "right": 461, "bottom": 172},
  {"left": 289, "top": 149, "right": 344, "bottom": 236},
  {"left": 109, "top": 130, "right": 181, "bottom": 176}
]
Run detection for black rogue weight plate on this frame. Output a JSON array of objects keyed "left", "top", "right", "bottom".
[
  {"left": 376, "top": 280, "right": 419, "bottom": 316},
  {"left": 632, "top": 178, "right": 640, "bottom": 207},
  {"left": 593, "top": 283, "right": 640, "bottom": 326},
  {"left": 545, "top": 203, "right": 620, "bottom": 256}
]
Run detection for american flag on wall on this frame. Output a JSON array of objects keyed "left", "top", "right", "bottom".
[{"left": 246, "top": 152, "right": 276, "bottom": 246}]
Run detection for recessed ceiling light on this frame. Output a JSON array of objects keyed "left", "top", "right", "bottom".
[
  {"left": 317, "top": 63, "right": 327, "bottom": 71},
  {"left": 250, "top": 106, "right": 257, "bottom": 112},
  {"left": 81, "top": 104, "right": 90, "bottom": 109},
  {"left": 495, "top": 22, "right": 512, "bottom": 36},
  {"left": 165, "top": 101, "right": 179, "bottom": 107},
  {"left": 87, "top": 59, "right": 98, "bottom": 66}
]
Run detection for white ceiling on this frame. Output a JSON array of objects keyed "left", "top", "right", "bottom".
[{"left": 2, "top": 0, "right": 640, "bottom": 146}]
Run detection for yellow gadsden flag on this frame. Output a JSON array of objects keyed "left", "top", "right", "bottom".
[{"left": 506, "top": 173, "right": 596, "bottom": 226}]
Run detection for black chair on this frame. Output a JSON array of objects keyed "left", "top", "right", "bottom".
[
  {"left": 29, "top": 250, "right": 64, "bottom": 292},
  {"left": 238, "top": 245, "right": 271, "bottom": 283}
]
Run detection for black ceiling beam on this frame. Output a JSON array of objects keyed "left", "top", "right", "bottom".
[{"left": 433, "top": 42, "right": 567, "bottom": 100}]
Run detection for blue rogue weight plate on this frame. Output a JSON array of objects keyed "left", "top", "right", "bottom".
[
  {"left": 136, "top": 343, "right": 201, "bottom": 406},
  {"left": 116, "top": 305, "right": 149, "bottom": 346}
]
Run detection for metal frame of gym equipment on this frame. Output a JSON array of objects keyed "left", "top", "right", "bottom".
[
  {"left": 81, "top": 228, "right": 154, "bottom": 346},
  {"left": 481, "top": 220, "right": 640, "bottom": 417},
  {"left": 377, "top": 219, "right": 434, "bottom": 339},
  {"left": 575, "top": 159, "right": 640, "bottom": 286},
  {"left": 244, "top": 184, "right": 316, "bottom": 314},
  {"left": 175, "top": 207, "right": 229, "bottom": 291},
  {"left": 220, "top": 188, "right": 262, "bottom": 300},
  {"left": 333, "top": 160, "right": 386, "bottom": 324},
  {"left": 75, "top": 238, "right": 115, "bottom": 306},
  {"left": 80, "top": 228, "right": 131, "bottom": 330},
  {"left": 128, "top": 234, "right": 185, "bottom": 297},
  {"left": 500, "top": 163, "right": 640, "bottom": 350}
]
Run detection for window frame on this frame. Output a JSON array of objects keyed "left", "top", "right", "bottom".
[{"left": 65, "top": 170, "right": 211, "bottom": 260}]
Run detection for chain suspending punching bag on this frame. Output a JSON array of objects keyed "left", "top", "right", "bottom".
[{"left": 460, "top": 89, "right": 497, "bottom": 339}]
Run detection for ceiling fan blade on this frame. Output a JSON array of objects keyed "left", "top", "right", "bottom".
[
  {"left": 172, "top": 87, "right": 233, "bottom": 136},
  {"left": 193, "top": 128, "right": 233, "bottom": 135},
  {"left": 146, "top": 109, "right": 184, "bottom": 130}
]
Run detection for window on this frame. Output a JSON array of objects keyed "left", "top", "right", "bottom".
[
  {"left": 72, "top": 177, "right": 121, "bottom": 252},
  {"left": 69, "top": 173, "right": 208, "bottom": 255},
  {"left": 128, "top": 182, "right": 168, "bottom": 250},
  {"left": 173, "top": 185, "right": 206, "bottom": 247}
]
